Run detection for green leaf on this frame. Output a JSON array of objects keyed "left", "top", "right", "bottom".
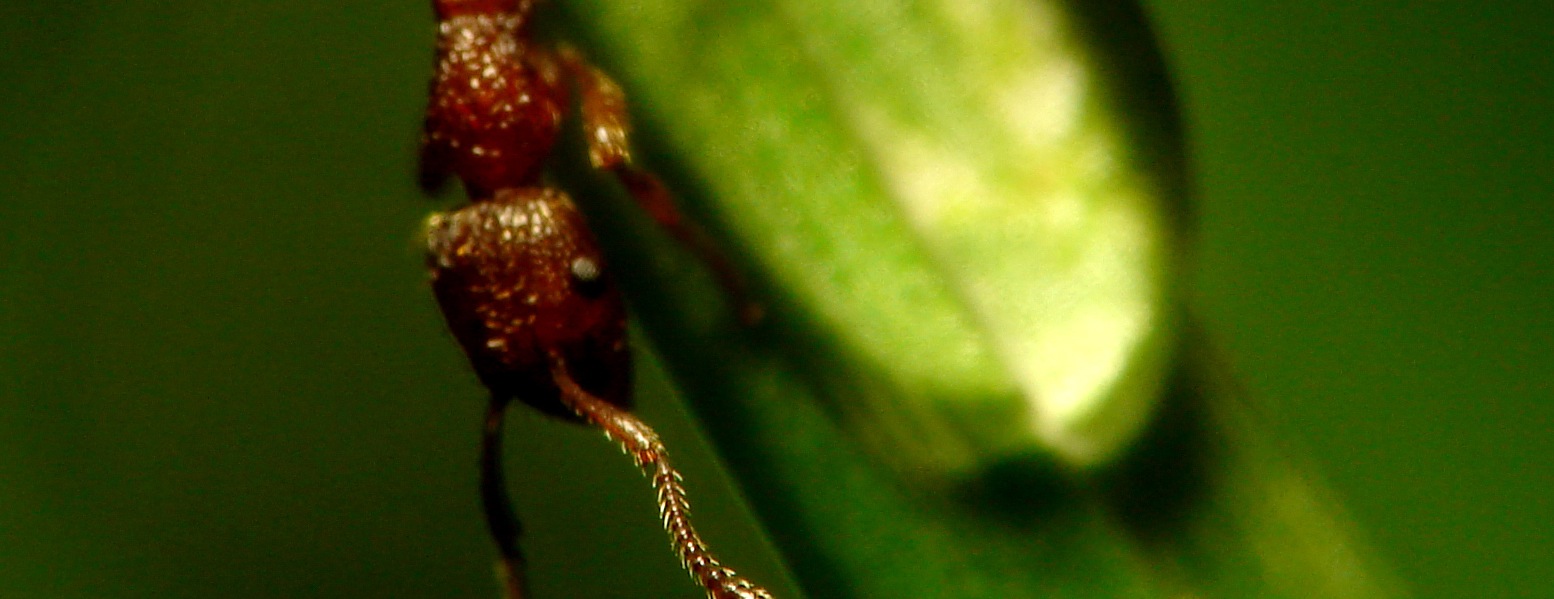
[{"left": 548, "top": 1, "right": 1405, "bottom": 598}]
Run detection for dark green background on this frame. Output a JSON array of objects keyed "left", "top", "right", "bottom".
[{"left": 0, "top": 2, "right": 1547, "bottom": 598}]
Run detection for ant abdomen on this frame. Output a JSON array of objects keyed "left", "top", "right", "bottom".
[
  {"left": 426, "top": 187, "right": 631, "bottom": 416},
  {"left": 420, "top": 1, "right": 563, "bottom": 198}
]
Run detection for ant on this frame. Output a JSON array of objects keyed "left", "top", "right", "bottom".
[{"left": 416, "top": 1, "right": 770, "bottom": 598}]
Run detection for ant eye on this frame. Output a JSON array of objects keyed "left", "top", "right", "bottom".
[{"left": 569, "top": 256, "right": 607, "bottom": 296}]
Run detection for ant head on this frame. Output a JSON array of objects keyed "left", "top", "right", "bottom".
[
  {"left": 426, "top": 188, "right": 631, "bottom": 412},
  {"left": 432, "top": 0, "right": 532, "bottom": 19}
]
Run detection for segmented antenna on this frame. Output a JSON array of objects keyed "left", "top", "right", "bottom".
[{"left": 551, "top": 357, "right": 773, "bottom": 599}]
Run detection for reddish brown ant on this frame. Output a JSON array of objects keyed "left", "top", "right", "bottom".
[{"left": 416, "top": 1, "right": 769, "bottom": 598}]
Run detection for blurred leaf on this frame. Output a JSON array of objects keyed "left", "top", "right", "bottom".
[{"left": 546, "top": 1, "right": 1405, "bottom": 598}]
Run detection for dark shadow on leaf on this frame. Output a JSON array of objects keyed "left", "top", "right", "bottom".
[{"left": 1093, "top": 333, "right": 1217, "bottom": 546}]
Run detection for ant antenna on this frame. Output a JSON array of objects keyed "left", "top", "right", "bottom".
[{"left": 549, "top": 356, "right": 774, "bottom": 599}]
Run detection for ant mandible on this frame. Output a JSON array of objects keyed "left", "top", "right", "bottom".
[{"left": 416, "top": 1, "right": 770, "bottom": 599}]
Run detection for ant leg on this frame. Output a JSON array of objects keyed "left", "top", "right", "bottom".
[
  {"left": 480, "top": 397, "right": 530, "bottom": 599},
  {"left": 548, "top": 357, "right": 774, "bottom": 599},
  {"left": 556, "top": 46, "right": 763, "bottom": 325}
]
